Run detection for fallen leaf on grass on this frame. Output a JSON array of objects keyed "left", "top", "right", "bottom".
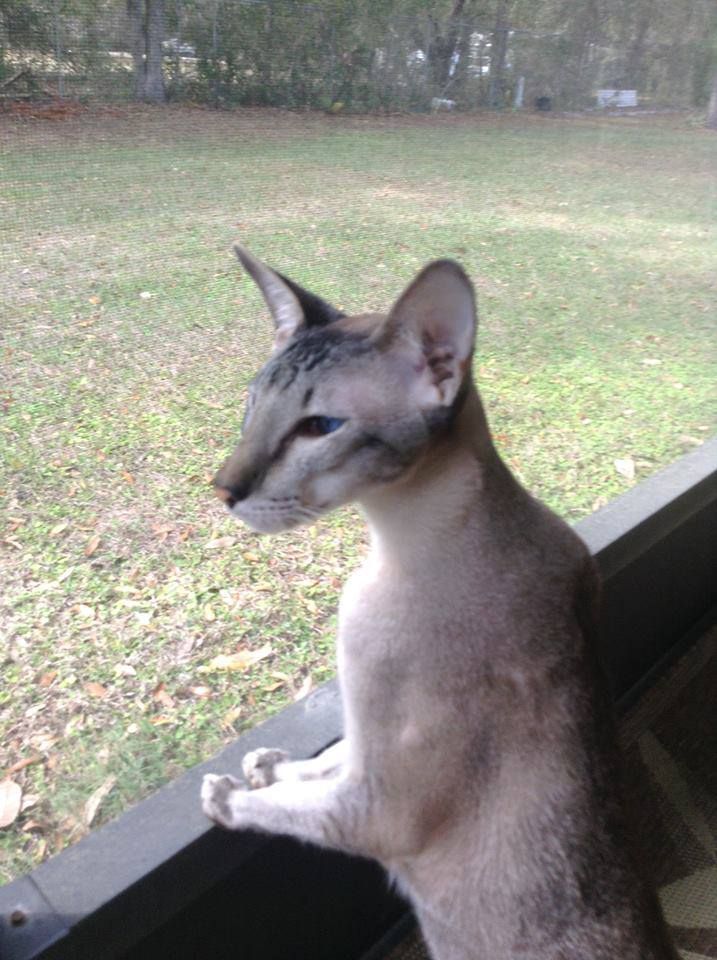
[
  {"left": 84, "top": 534, "right": 101, "bottom": 557},
  {"left": 294, "top": 675, "right": 313, "bottom": 702},
  {"left": 152, "top": 682, "right": 175, "bottom": 709},
  {"left": 39, "top": 671, "right": 58, "bottom": 687},
  {"left": 0, "top": 779, "right": 22, "bottom": 828},
  {"left": 152, "top": 524, "right": 173, "bottom": 543},
  {"left": 188, "top": 685, "right": 212, "bottom": 699},
  {"left": 221, "top": 706, "right": 242, "bottom": 729},
  {"left": 84, "top": 681, "right": 108, "bottom": 699},
  {"left": 83, "top": 776, "right": 116, "bottom": 827},
  {"left": 64, "top": 714, "right": 86, "bottom": 736},
  {"left": 5, "top": 755, "right": 42, "bottom": 777},
  {"left": 72, "top": 603, "right": 96, "bottom": 619},
  {"left": 114, "top": 663, "right": 136, "bottom": 677},
  {"left": 614, "top": 458, "right": 635, "bottom": 481},
  {"left": 33, "top": 837, "right": 48, "bottom": 860},
  {"left": 22, "top": 820, "right": 45, "bottom": 833},
  {"left": 198, "top": 644, "right": 273, "bottom": 674},
  {"left": 121, "top": 471, "right": 135, "bottom": 485},
  {"left": 49, "top": 521, "right": 69, "bottom": 538},
  {"left": 206, "top": 536, "right": 236, "bottom": 550}
]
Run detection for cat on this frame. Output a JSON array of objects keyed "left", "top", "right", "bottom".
[{"left": 201, "top": 246, "right": 678, "bottom": 960}]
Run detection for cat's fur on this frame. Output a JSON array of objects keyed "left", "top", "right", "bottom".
[{"left": 201, "top": 247, "right": 677, "bottom": 960}]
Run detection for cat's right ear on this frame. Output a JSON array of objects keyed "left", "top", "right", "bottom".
[
  {"left": 234, "top": 245, "right": 344, "bottom": 350},
  {"left": 384, "top": 259, "right": 477, "bottom": 408}
]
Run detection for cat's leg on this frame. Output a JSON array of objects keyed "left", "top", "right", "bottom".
[
  {"left": 201, "top": 772, "right": 382, "bottom": 858},
  {"left": 243, "top": 739, "right": 346, "bottom": 789}
]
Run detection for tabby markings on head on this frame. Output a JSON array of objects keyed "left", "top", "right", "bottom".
[{"left": 262, "top": 328, "right": 373, "bottom": 392}]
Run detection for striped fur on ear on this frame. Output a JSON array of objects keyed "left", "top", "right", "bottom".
[{"left": 234, "top": 244, "right": 343, "bottom": 348}]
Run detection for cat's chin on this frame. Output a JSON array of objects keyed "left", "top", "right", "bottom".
[{"left": 228, "top": 505, "right": 315, "bottom": 534}]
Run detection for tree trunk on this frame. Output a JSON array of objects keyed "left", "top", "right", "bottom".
[
  {"left": 127, "top": 0, "right": 166, "bottom": 103},
  {"left": 488, "top": 0, "right": 509, "bottom": 108},
  {"left": 566, "top": 0, "right": 600, "bottom": 108},
  {"left": 128, "top": 0, "right": 144, "bottom": 99},
  {"left": 426, "top": 0, "right": 467, "bottom": 92},
  {"left": 707, "top": 71, "right": 717, "bottom": 129},
  {"left": 623, "top": 7, "right": 651, "bottom": 90}
]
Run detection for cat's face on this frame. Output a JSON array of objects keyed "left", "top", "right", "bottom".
[
  {"left": 216, "top": 325, "right": 436, "bottom": 532},
  {"left": 213, "top": 247, "right": 477, "bottom": 533}
]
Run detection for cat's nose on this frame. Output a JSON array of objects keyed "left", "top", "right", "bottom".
[
  {"left": 213, "top": 449, "right": 262, "bottom": 508},
  {"left": 214, "top": 484, "right": 237, "bottom": 508},
  {"left": 213, "top": 480, "right": 251, "bottom": 508}
]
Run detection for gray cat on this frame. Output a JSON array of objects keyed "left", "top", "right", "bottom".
[{"left": 201, "top": 247, "right": 677, "bottom": 960}]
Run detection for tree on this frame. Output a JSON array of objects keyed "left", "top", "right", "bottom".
[
  {"left": 425, "top": 0, "right": 470, "bottom": 91},
  {"left": 127, "top": 0, "right": 166, "bottom": 102},
  {"left": 2, "top": 0, "right": 716, "bottom": 113},
  {"left": 707, "top": 71, "right": 717, "bottom": 128},
  {"left": 487, "top": 0, "right": 510, "bottom": 107}
]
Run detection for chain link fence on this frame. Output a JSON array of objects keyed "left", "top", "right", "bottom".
[{"left": 1, "top": 0, "right": 714, "bottom": 113}]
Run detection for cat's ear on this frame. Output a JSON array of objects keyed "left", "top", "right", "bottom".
[
  {"left": 234, "top": 245, "right": 344, "bottom": 349},
  {"left": 385, "top": 259, "right": 476, "bottom": 407}
]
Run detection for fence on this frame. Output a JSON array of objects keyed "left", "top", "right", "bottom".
[{"left": 1, "top": 0, "right": 714, "bottom": 113}]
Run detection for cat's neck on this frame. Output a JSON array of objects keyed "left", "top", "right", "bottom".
[{"left": 358, "top": 384, "right": 515, "bottom": 568}]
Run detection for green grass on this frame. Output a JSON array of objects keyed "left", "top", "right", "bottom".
[{"left": 1, "top": 106, "right": 715, "bottom": 883}]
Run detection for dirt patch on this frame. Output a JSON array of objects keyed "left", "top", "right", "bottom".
[{"left": 0, "top": 100, "right": 615, "bottom": 150}]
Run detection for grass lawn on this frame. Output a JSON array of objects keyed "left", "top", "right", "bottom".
[{"left": 1, "top": 105, "right": 715, "bottom": 883}]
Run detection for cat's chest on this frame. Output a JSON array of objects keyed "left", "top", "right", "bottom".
[
  {"left": 338, "top": 556, "right": 394, "bottom": 647},
  {"left": 337, "top": 554, "right": 452, "bottom": 657}
]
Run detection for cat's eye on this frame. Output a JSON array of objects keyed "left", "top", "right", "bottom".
[{"left": 296, "top": 416, "right": 346, "bottom": 438}]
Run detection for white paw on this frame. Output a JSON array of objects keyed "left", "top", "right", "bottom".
[
  {"left": 201, "top": 773, "right": 245, "bottom": 829},
  {"left": 242, "top": 747, "right": 290, "bottom": 789}
]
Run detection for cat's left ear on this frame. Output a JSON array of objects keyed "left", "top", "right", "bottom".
[
  {"left": 234, "top": 245, "right": 344, "bottom": 349},
  {"left": 385, "top": 259, "right": 476, "bottom": 407}
]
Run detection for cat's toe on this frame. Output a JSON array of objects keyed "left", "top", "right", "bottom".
[
  {"left": 242, "top": 747, "right": 290, "bottom": 788},
  {"left": 201, "top": 773, "right": 244, "bottom": 828}
]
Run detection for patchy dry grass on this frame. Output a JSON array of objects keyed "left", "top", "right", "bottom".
[{"left": 1, "top": 106, "right": 715, "bottom": 882}]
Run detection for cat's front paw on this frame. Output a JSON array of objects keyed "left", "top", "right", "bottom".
[
  {"left": 242, "top": 747, "right": 290, "bottom": 788},
  {"left": 201, "top": 773, "right": 246, "bottom": 829}
]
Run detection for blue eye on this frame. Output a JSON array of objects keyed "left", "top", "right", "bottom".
[{"left": 297, "top": 416, "right": 346, "bottom": 438}]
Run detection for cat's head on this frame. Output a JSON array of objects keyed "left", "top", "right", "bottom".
[{"left": 213, "top": 246, "right": 477, "bottom": 533}]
